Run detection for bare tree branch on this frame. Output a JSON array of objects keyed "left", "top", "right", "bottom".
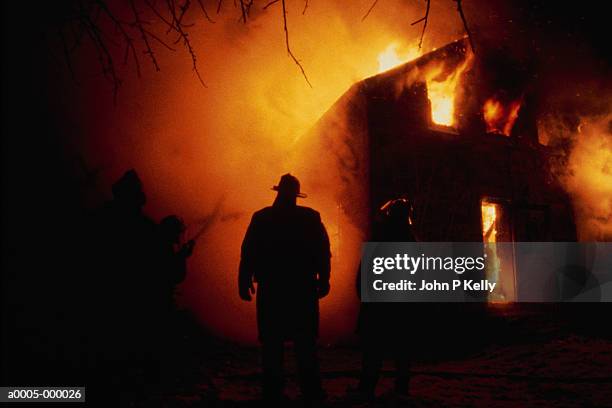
[
  {"left": 454, "top": 0, "right": 475, "bottom": 53},
  {"left": 239, "top": 0, "right": 248, "bottom": 23},
  {"left": 196, "top": 0, "right": 216, "bottom": 23},
  {"left": 362, "top": 0, "right": 379, "bottom": 21},
  {"left": 59, "top": 0, "right": 335, "bottom": 100},
  {"left": 143, "top": 0, "right": 177, "bottom": 29},
  {"left": 415, "top": 0, "right": 430, "bottom": 49},
  {"left": 238, "top": 0, "right": 255, "bottom": 23},
  {"left": 411, "top": 16, "right": 426, "bottom": 25},
  {"left": 165, "top": 0, "right": 207, "bottom": 87},
  {"left": 68, "top": 18, "right": 86, "bottom": 53},
  {"left": 281, "top": 0, "right": 312, "bottom": 87},
  {"left": 129, "top": 0, "right": 159, "bottom": 73},
  {"left": 96, "top": 0, "right": 141, "bottom": 75},
  {"left": 177, "top": 0, "right": 192, "bottom": 27},
  {"left": 143, "top": 28, "right": 177, "bottom": 51},
  {"left": 58, "top": 28, "right": 76, "bottom": 79},
  {"left": 263, "top": 0, "right": 280, "bottom": 10},
  {"left": 82, "top": 12, "right": 121, "bottom": 101}
]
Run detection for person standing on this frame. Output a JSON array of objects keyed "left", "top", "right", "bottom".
[
  {"left": 352, "top": 198, "right": 417, "bottom": 404},
  {"left": 239, "top": 174, "right": 331, "bottom": 407},
  {"left": 157, "top": 215, "right": 194, "bottom": 315}
]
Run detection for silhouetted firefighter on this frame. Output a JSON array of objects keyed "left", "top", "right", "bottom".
[
  {"left": 157, "top": 215, "right": 195, "bottom": 314},
  {"left": 239, "top": 174, "right": 331, "bottom": 407},
  {"left": 351, "top": 198, "right": 416, "bottom": 404},
  {"left": 89, "top": 169, "right": 159, "bottom": 401},
  {"left": 155, "top": 215, "right": 195, "bottom": 392}
]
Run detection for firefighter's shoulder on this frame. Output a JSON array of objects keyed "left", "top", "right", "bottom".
[
  {"left": 252, "top": 206, "right": 274, "bottom": 219},
  {"left": 295, "top": 206, "right": 321, "bottom": 220}
]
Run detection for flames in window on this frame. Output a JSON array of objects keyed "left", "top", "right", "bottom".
[
  {"left": 483, "top": 97, "right": 522, "bottom": 136},
  {"left": 481, "top": 200, "right": 507, "bottom": 302},
  {"left": 376, "top": 42, "right": 472, "bottom": 128},
  {"left": 424, "top": 55, "right": 473, "bottom": 127},
  {"left": 481, "top": 201, "right": 498, "bottom": 243}
]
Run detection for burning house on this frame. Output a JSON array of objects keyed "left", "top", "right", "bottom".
[{"left": 305, "top": 38, "right": 577, "bottom": 303}]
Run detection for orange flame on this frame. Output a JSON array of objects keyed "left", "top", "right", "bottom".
[
  {"left": 481, "top": 200, "right": 507, "bottom": 302},
  {"left": 424, "top": 55, "right": 472, "bottom": 127},
  {"left": 481, "top": 201, "right": 497, "bottom": 242},
  {"left": 377, "top": 43, "right": 421, "bottom": 73},
  {"left": 483, "top": 98, "right": 522, "bottom": 136},
  {"left": 376, "top": 43, "right": 472, "bottom": 128}
]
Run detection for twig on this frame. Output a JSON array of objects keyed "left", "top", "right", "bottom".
[
  {"left": 410, "top": 16, "right": 426, "bottom": 26},
  {"left": 239, "top": 0, "right": 248, "bottom": 23},
  {"left": 58, "top": 28, "right": 75, "bottom": 79},
  {"left": 166, "top": 0, "right": 178, "bottom": 33},
  {"left": 144, "top": 0, "right": 178, "bottom": 29},
  {"left": 418, "top": 0, "right": 430, "bottom": 49},
  {"left": 129, "top": 0, "right": 160, "bottom": 72},
  {"left": 454, "top": 0, "right": 475, "bottom": 52},
  {"left": 281, "top": 0, "right": 312, "bottom": 87},
  {"left": 196, "top": 0, "right": 216, "bottom": 22},
  {"left": 263, "top": 0, "right": 280, "bottom": 10},
  {"left": 361, "top": 0, "right": 379, "bottom": 21},
  {"left": 68, "top": 18, "right": 86, "bottom": 53},
  {"left": 58, "top": 0, "right": 320, "bottom": 98},
  {"left": 96, "top": 0, "right": 141, "bottom": 76},
  {"left": 82, "top": 12, "right": 121, "bottom": 101},
  {"left": 174, "top": 0, "right": 193, "bottom": 31},
  {"left": 143, "top": 28, "right": 177, "bottom": 51},
  {"left": 245, "top": 0, "right": 254, "bottom": 17},
  {"left": 166, "top": 0, "right": 207, "bottom": 87}
]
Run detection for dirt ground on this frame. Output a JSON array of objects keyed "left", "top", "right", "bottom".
[{"left": 160, "top": 307, "right": 612, "bottom": 407}]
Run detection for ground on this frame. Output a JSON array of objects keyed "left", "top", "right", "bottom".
[{"left": 156, "top": 306, "right": 612, "bottom": 407}]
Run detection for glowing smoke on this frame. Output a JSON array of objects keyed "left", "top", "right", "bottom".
[
  {"left": 49, "top": 0, "right": 465, "bottom": 343},
  {"left": 549, "top": 113, "right": 612, "bottom": 241}
]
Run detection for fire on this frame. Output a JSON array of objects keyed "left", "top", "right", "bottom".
[
  {"left": 483, "top": 97, "right": 522, "bottom": 136},
  {"left": 425, "top": 55, "right": 472, "bottom": 127},
  {"left": 481, "top": 201, "right": 497, "bottom": 242},
  {"left": 377, "top": 43, "right": 421, "bottom": 73},
  {"left": 376, "top": 43, "right": 472, "bottom": 128},
  {"left": 557, "top": 114, "right": 612, "bottom": 240},
  {"left": 481, "top": 200, "right": 507, "bottom": 302}
]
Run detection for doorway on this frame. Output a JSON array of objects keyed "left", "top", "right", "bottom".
[{"left": 480, "top": 198, "right": 516, "bottom": 302}]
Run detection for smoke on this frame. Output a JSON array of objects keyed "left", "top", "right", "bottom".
[
  {"left": 542, "top": 112, "right": 612, "bottom": 241},
  {"left": 41, "top": 0, "right": 612, "bottom": 343},
  {"left": 45, "top": 0, "right": 465, "bottom": 343}
]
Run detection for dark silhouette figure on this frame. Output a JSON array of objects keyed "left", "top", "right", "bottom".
[
  {"left": 157, "top": 215, "right": 194, "bottom": 313},
  {"left": 102, "top": 169, "right": 158, "bottom": 328},
  {"left": 155, "top": 215, "right": 196, "bottom": 393},
  {"left": 239, "top": 174, "right": 331, "bottom": 406},
  {"left": 88, "top": 169, "right": 159, "bottom": 403},
  {"left": 353, "top": 198, "right": 416, "bottom": 402}
]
